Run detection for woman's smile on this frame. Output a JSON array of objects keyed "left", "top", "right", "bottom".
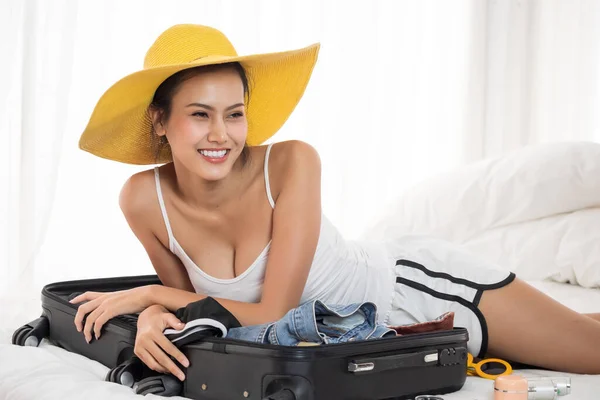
[{"left": 197, "top": 148, "right": 231, "bottom": 164}]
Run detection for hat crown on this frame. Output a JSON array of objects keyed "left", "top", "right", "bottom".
[{"left": 144, "top": 24, "right": 238, "bottom": 69}]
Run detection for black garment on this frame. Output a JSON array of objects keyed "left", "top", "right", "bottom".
[{"left": 164, "top": 297, "right": 241, "bottom": 348}]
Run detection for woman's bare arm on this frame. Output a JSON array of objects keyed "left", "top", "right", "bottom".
[{"left": 119, "top": 171, "right": 195, "bottom": 293}]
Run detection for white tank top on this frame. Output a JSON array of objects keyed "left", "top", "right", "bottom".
[{"left": 154, "top": 143, "right": 395, "bottom": 323}]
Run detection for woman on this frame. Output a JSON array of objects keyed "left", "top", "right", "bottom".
[{"left": 71, "top": 24, "right": 600, "bottom": 382}]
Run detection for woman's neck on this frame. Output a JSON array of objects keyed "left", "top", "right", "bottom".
[{"left": 170, "top": 157, "right": 253, "bottom": 211}]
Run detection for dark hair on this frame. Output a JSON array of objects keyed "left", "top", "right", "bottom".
[{"left": 149, "top": 62, "right": 251, "bottom": 165}]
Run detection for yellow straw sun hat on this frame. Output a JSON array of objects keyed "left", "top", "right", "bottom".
[{"left": 78, "top": 24, "right": 320, "bottom": 165}]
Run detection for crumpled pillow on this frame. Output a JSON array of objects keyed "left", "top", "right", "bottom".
[{"left": 362, "top": 141, "right": 600, "bottom": 287}]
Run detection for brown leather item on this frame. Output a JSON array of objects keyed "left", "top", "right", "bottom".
[{"left": 389, "top": 312, "right": 455, "bottom": 335}]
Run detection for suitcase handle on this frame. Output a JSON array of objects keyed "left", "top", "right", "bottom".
[{"left": 348, "top": 347, "right": 467, "bottom": 374}]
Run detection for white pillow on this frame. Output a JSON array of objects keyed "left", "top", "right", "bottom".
[
  {"left": 460, "top": 207, "right": 600, "bottom": 288},
  {"left": 362, "top": 141, "right": 600, "bottom": 244}
]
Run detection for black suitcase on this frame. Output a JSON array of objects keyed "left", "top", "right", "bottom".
[{"left": 12, "top": 275, "right": 469, "bottom": 400}]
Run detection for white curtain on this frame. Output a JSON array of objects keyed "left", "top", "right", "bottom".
[
  {"left": 0, "top": 0, "right": 79, "bottom": 296},
  {"left": 2, "top": 0, "right": 600, "bottom": 301},
  {"left": 472, "top": 0, "right": 600, "bottom": 159}
]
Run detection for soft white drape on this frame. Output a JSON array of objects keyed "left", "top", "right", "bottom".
[
  {"left": 472, "top": 0, "right": 600, "bottom": 159},
  {"left": 1, "top": 0, "right": 600, "bottom": 300},
  {"left": 0, "top": 0, "right": 79, "bottom": 296}
]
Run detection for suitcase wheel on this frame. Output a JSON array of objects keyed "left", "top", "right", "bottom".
[
  {"left": 133, "top": 375, "right": 182, "bottom": 397},
  {"left": 12, "top": 325, "right": 31, "bottom": 346},
  {"left": 263, "top": 376, "right": 311, "bottom": 400},
  {"left": 262, "top": 389, "right": 296, "bottom": 400},
  {"left": 105, "top": 356, "right": 144, "bottom": 387},
  {"left": 11, "top": 316, "right": 49, "bottom": 347}
]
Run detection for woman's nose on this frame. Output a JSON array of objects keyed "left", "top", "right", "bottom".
[{"left": 207, "top": 119, "right": 227, "bottom": 142}]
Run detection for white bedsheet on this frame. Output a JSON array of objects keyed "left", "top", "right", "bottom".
[{"left": 1, "top": 281, "right": 599, "bottom": 400}]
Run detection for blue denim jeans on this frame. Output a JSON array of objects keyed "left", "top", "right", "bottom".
[{"left": 226, "top": 300, "right": 396, "bottom": 345}]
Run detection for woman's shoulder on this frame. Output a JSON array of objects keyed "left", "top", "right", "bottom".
[
  {"left": 257, "top": 139, "right": 321, "bottom": 172},
  {"left": 255, "top": 140, "right": 321, "bottom": 204},
  {"left": 119, "top": 166, "right": 165, "bottom": 221}
]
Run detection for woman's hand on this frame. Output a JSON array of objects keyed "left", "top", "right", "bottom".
[
  {"left": 70, "top": 286, "right": 154, "bottom": 342},
  {"left": 135, "top": 304, "right": 190, "bottom": 381}
]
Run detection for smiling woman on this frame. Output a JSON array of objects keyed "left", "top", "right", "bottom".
[
  {"left": 70, "top": 24, "right": 600, "bottom": 382},
  {"left": 149, "top": 65, "right": 249, "bottom": 183},
  {"left": 148, "top": 62, "right": 252, "bottom": 169}
]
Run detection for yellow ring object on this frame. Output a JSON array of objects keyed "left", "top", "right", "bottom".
[{"left": 467, "top": 353, "right": 513, "bottom": 380}]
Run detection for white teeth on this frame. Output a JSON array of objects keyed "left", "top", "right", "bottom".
[{"left": 199, "top": 149, "right": 227, "bottom": 158}]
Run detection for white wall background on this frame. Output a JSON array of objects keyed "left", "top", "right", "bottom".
[{"left": 1, "top": 0, "right": 600, "bottom": 299}]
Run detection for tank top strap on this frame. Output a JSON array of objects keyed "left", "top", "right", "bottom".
[
  {"left": 153, "top": 167, "right": 175, "bottom": 252},
  {"left": 264, "top": 143, "right": 275, "bottom": 209}
]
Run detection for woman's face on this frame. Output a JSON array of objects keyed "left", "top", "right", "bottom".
[{"left": 157, "top": 67, "right": 248, "bottom": 181}]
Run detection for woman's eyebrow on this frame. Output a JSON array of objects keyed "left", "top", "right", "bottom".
[{"left": 185, "top": 102, "right": 244, "bottom": 111}]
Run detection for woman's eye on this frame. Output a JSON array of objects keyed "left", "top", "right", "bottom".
[
  {"left": 229, "top": 112, "right": 244, "bottom": 118},
  {"left": 192, "top": 111, "right": 208, "bottom": 118}
]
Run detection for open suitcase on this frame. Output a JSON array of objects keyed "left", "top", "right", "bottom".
[{"left": 12, "top": 275, "right": 469, "bottom": 400}]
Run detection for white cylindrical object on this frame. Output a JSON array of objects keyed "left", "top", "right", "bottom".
[
  {"left": 495, "top": 376, "right": 572, "bottom": 400},
  {"left": 528, "top": 385, "right": 557, "bottom": 400},
  {"left": 528, "top": 377, "right": 572, "bottom": 399}
]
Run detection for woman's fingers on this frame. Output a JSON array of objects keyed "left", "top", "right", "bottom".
[
  {"left": 134, "top": 307, "right": 188, "bottom": 381},
  {"left": 73, "top": 297, "right": 102, "bottom": 332},
  {"left": 69, "top": 291, "right": 102, "bottom": 304},
  {"left": 146, "top": 339, "right": 186, "bottom": 381},
  {"left": 164, "top": 314, "right": 185, "bottom": 331},
  {"left": 154, "top": 332, "right": 189, "bottom": 369},
  {"left": 135, "top": 346, "right": 169, "bottom": 374},
  {"left": 93, "top": 311, "right": 112, "bottom": 340},
  {"left": 83, "top": 306, "right": 105, "bottom": 343}
]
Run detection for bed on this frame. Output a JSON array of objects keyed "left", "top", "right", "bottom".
[
  {"left": 1, "top": 280, "right": 599, "bottom": 399},
  {"left": 2, "top": 141, "right": 600, "bottom": 399}
]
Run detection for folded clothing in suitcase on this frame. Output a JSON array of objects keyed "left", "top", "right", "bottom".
[{"left": 13, "top": 275, "right": 469, "bottom": 400}]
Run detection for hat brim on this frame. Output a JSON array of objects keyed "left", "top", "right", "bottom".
[{"left": 78, "top": 43, "right": 320, "bottom": 165}]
